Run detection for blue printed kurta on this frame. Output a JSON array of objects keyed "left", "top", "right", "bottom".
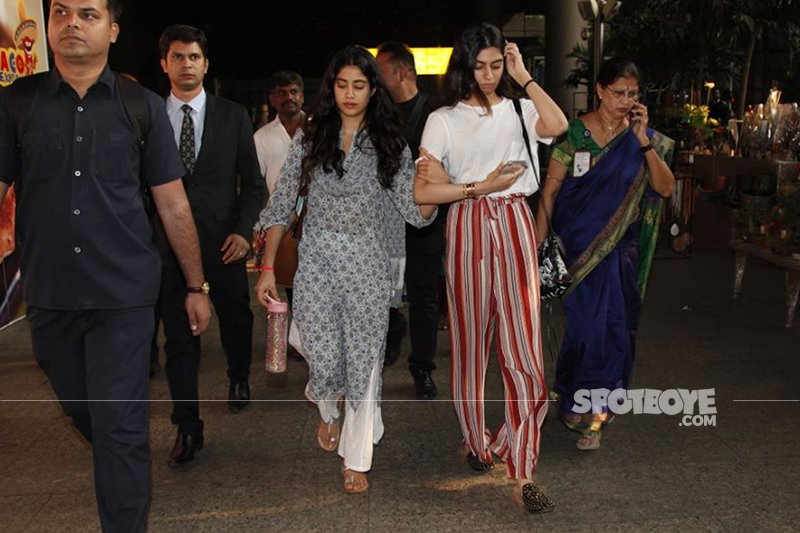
[{"left": 255, "top": 131, "right": 434, "bottom": 402}]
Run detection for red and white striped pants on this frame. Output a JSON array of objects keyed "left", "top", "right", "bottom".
[{"left": 446, "top": 194, "right": 548, "bottom": 480}]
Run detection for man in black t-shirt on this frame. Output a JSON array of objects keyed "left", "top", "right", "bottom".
[{"left": 377, "top": 42, "right": 443, "bottom": 400}]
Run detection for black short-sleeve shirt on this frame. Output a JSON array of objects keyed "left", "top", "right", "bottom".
[{"left": 0, "top": 66, "right": 185, "bottom": 309}]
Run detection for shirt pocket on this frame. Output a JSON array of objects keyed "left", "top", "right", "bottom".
[
  {"left": 92, "top": 130, "right": 138, "bottom": 181},
  {"left": 21, "top": 128, "right": 62, "bottom": 181}
]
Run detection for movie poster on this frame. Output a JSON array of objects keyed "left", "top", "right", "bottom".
[{"left": 1, "top": 0, "right": 49, "bottom": 327}]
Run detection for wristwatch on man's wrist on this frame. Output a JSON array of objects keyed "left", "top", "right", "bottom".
[{"left": 186, "top": 282, "right": 210, "bottom": 295}]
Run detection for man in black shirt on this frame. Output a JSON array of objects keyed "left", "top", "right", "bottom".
[
  {"left": 377, "top": 42, "right": 443, "bottom": 399},
  {"left": 0, "top": 1, "right": 210, "bottom": 531}
]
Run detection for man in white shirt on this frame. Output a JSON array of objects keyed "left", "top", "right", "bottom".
[
  {"left": 253, "top": 71, "right": 306, "bottom": 195},
  {"left": 157, "top": 24, "right": 264, "bottom": 466}
]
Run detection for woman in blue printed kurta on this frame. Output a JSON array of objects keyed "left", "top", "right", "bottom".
[{"left": 254, "top": 46, "right": 436, "bottom": 494}]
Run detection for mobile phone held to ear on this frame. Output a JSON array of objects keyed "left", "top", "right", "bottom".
[{"left": 501, "top": 160, "right": 528, "bottom": 174}]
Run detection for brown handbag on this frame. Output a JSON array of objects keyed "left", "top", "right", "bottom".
[
  {"left": 272, "top": 188, "right": 306, "bottom": 288},
  {"left": 273, "top": 218, "right": 301, "bottom": 287}
]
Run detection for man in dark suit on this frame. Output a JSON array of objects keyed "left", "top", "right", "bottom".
[{"left": 157, "top": 24, "right": 265, "bottom": 466}]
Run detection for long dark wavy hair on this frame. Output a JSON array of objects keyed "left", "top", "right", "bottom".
[
  {"left": 441, "top": 23, "right": 515, "bottom": 115},
  {"left": 300, "top": 45, "right": 404, "bottom": 189}
]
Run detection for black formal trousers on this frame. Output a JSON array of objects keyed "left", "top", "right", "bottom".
[
  {"left": 158, "top": 261, "right": 203, "bottom": 435},
  {"left": 204, "top": 260, "right": 254, "bottom": 382},
  {"left": 27, "top": 306, "right": 152, "bottom": 533},
  {"left": 405, "top": 209, "right": 446, "bottom": 373},
  {"left": 159, "top": 257, "right": 253, "bottom": 433}
]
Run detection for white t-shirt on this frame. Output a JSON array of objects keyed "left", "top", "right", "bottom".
[
  {"left": 420, "top": 97, "right": 552, "bottom": 197},
  {"left": 253, "top": 117, "right": 296, "bottom": 195}
]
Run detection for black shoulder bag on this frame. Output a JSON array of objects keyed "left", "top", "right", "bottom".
[{"left": 512, "top": 99, "right": 572, "bottom": 301}]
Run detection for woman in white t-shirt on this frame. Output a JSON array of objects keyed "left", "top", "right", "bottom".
[{"left": 414, "top": 23, "right": 567, "bottom": 514}]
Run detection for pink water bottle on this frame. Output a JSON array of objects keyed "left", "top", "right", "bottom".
[{"left": 265, "top": 296, "right": 288, "bottom": 373}]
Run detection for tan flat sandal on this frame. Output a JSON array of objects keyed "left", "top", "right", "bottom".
[
  {"left": 316, "top": 418, "right": 340, "bottom": 452},
  {"left": 343, "top": 469, "right": 369, "bottom": 494}
]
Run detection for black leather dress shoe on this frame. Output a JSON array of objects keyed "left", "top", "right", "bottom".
[
  {"left": 168, "top": 433, "right": 204, "bottom": 467},
  {"left": 228, "top": 381, "right": 251, "bottom": 413},
  {"left": 412, "top": 369, "right": 438, "bottom": 400}
]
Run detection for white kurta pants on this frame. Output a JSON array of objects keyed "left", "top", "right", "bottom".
[{"left": 318, "top": 358, "right": 384, "bottom": 472}]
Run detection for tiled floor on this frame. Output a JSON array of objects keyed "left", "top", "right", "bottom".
[{"left": 1, "top": 205, "right": 798, "bottom": 531}]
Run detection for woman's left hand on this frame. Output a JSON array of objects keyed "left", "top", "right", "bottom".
[
  {"left": 503, "top": 41, "right": 530, "bottom": 87},
  {"left": 629, "top": 102, "right": 650, "bottom": 146},
  {"left": 255, "top": 270, "right": 279, "bottom": 308}
]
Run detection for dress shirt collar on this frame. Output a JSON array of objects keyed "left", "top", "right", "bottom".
[
  {"left": 166, "top": 89, "right": 207, "bottom": 118},
  {"left": 45, "top": 64, "right": 116, "bottom": 98}
]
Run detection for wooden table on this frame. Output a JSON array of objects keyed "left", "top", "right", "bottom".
[{"left": 730, "top": 239, "right": 800, "bottom": 328}]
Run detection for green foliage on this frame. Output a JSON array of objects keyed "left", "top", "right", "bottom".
[
  {"left": 602, "top": 0, "right": 800, "bottom": 105},
  {"left": 564, "top": 43, "right": 590, "bottom": 89},
  {"left": 656, "top": 104, "right": 720, "bottom": 148},
  {"left": 606, "top": 0, "right": 741, "bottom": 92}
]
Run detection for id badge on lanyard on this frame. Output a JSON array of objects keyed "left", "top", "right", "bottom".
[{"left": 573, "top": 150, "right": 591, "bottom": 177}]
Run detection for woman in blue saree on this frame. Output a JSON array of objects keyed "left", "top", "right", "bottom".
[{"left": 535, "top": 58, "right": 675, "bottom": 450}]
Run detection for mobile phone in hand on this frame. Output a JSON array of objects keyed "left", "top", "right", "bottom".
[{"left": 501, "top": 160, "right": 528, "bottom": 174}]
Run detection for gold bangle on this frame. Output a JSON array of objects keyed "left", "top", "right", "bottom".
[{"left": 463, "top": 182, "right": 476, "bottom": 199}]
